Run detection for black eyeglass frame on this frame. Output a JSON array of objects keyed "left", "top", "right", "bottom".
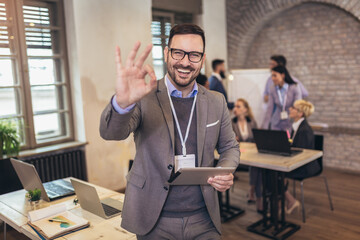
[{"left": 169, "top": 48, "right": 204, "bottom": 63}]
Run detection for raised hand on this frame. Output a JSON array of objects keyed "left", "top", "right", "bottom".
[{"left": 115, "top": 42, "right": 157, "bottom": 108}]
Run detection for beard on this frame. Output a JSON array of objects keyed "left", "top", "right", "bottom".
[
  {"left": 166, "top": 62, "right": 200, "bottom": 88},
  {"left": 219, "top": 70, "right": 226, "bottom": 79}
]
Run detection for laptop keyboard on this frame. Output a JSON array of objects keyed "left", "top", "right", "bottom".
[
  {"left": 44, "top": 181, "right": 74, "bottom": 196},
  {"left": 101, "top": 203, "right": 121, "bottom": 216}
]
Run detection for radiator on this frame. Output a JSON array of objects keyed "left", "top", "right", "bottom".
[{"left": 20, "top": 147, "right": 87, "bottom": 183}]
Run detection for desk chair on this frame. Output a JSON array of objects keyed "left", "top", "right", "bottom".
[{"left": 290, "top": 134, "right": 334, "bottom": 223}]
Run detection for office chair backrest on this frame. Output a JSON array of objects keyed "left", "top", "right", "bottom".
[{"left": 314, "top": 134, "right": 324, "bottom": 175}]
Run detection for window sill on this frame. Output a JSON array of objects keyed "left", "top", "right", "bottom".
[{"left": 18, "top": 141, "right": 88, "bottom": 158}]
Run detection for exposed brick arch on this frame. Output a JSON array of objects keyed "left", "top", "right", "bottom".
[{"left": 227, "top": 0, "right": 360, "bottom": 69}]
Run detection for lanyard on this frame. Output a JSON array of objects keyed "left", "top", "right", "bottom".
[
  {"left": 277, "top": 87, "right": 288, "bottom": 112},
  {"left": 165, "top": 79, "right": 197, "bottom": 156}
]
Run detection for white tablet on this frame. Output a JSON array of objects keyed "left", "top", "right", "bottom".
[{"left": 167, "top": 167, "right": 236, "bottom": 185}]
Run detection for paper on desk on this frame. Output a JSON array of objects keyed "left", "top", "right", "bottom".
[{"left": 28, "top": 203, "right": 66, "bottom": 222}]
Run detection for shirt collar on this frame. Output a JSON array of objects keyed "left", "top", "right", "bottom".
[
  {"left": 292, "top": 117, "right": 304, "bottom": 133},
  {"left": 165, "top": 75, "right": 198, "bottom": 98},
  {"left": 211, "top": 72, "right": 222, "bottom": 81},
  {"left": 276, "top": 83, "right": 289, "bottom": 92}
]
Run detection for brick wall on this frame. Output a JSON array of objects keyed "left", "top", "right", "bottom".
[{"left": 226, "top": 0, "right": 360, "bottom": 172}]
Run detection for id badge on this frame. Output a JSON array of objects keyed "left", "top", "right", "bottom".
[
  {"left": 174, "top": 154, "right": 195, "bottom": 172},
  {"left": 280, "top": 111, "right": 288, "bottom": 120}
]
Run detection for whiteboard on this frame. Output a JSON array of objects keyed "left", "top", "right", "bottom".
[{"left": 228, "top": 69, "right": 270, "bottom": 126}]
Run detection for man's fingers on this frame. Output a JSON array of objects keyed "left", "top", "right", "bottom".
[
  {"left": 126, "top": 41, "right": 141, "bottom": 68},
  {"left": 115, "top": 46, "right": 122, "bottom": 68},
  {"left": 209, "top": 181, "right": 230, "bottom": 192},
  {"left": 135, "top": 43, "right": 153, "bottom": 68},
  {"left": 214, "top": 173, "right": 234, "bottom": 181},
  {"left": 142, "top": 65, "right": 157, "bottom": 93}
]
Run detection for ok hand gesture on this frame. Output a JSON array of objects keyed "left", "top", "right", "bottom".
[{"left": 115, "top": 42, "right": 157, "bottom": 108}]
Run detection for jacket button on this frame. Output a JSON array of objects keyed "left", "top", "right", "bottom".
[
  {"left": 163, "top": 186, "right": 168, "bottom": 191},
  {"left": 167, "top": 164, "right": 173, "bottom": 170}
]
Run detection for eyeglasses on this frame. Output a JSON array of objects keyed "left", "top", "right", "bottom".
[
  {"left": 169, "top": 48, "right": 204, "bottom": 63},
  {"left": 290, "top": 106, "right": 301, "bottom": 112}
]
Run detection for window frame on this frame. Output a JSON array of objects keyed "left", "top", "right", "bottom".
[
  {"left": 151, "top": 11, "right": 174, "bottom": 79},
  {"left": 0, "top": 0, "right": 74, "bottom": 150}
]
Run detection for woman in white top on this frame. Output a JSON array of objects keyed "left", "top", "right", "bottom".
[{"left": 231, "top": 99, "right": 263, "bottom": 212}]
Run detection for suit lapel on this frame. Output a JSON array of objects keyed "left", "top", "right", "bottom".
[
  {"left": 156, "top": 79, "right": 175, "bottom": 153},
  {"left": 196, "top": 86, "right": 208, "bottom": 167}
]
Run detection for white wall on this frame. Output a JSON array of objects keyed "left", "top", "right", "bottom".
[
  {"left": 64, "top": 0, "right": 152, "bottom": 190},
  {"left": 199, "top": 0, "right": 228, "bottom": 76}
]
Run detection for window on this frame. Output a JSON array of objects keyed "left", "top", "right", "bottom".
[
  {"left": 151, "top": 12, "right": 174, "bottom": 80},
  {"left": 0, "top": 0, "right": 73, "bottom": 150}
]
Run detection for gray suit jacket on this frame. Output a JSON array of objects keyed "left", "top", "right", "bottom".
[{"left": 99, "top": 79, "right": 240, "bottom": 235}]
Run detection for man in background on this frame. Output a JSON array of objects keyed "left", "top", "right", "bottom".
[
  {"left": 196, "top": 73, "right": 209, "bottom": 89},
  {"left": 209, "top": 59, "right": 234, "bottom": 110},
  {"left": 263, "top": 55, "right": 308, "bottom": 103}
]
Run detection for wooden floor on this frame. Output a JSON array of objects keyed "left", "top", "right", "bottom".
[
  {"left": 221, "top": 168, "right": 360, "bottom": 240},
  {"left": 1, "top": 168, "right": 360, "bottom": 240}
]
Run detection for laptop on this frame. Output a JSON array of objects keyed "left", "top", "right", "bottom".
[
  {"left": 252, "top": 129, "right": 303, "bottom": 156},
  {"left": 70, "top": 178, "right": 123, "bottom": 219},
  {"left": 10, "top": 158, "right": 75, "bottom": 202}
]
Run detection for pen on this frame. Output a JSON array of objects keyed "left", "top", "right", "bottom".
[{"left": 48, "top": 219, "right": 69, "bottom": 223}]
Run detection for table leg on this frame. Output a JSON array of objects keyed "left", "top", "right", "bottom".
[
  {"left": 218, "top": 190, "right": 245, "bottom": 222},
  {"left": 247, "top": 169, "right": 300, "bottom": 239},
  {"left": 3, "top": 222, "right": 6, "bottom": 240}
]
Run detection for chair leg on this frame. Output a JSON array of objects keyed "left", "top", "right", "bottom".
[
  {"left": 293, "top": 179, "right": 296, "bottom": 198},
  {"left": 300, "top": 181, "right": 306, "bottom": 223},
  {"left": 322, "top": 175, "right": 334, "bottom": 211}
]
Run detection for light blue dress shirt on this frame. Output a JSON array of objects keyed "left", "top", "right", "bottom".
[{"left": 112, "top": 75, "right": 198, "bottom": 114}]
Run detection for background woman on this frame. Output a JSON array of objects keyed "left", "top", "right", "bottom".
[
  {"left": 285, "top": 99, "right": 320, "bottom": 214},
  {"left": 232, "top": 99, "right": 262, "bottom": 213},
  {"left": 262, "top": 65, "right": 301, "bottom": 130}
]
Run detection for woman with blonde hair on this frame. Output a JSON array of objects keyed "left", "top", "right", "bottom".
[
  {"left": 232, "top": 99, "right": 263, "bottom": 213},
  {"left": 285, "top": 99, "right": 320, "bottom": 214}
]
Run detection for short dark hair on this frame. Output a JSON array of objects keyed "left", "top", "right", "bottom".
[
  {"left": 270, "top": 55, "right": 287, "bottom": 67},
  {"left": 168, "top": 23, "right": 205, "bottom": 51},
  {"left": 212, "top": 59, "right": 224, "bottom": 71},
  {"left": 196, "top": 73, "right": 208, "bottom": 86}
]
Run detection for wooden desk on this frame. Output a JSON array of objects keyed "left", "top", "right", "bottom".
[
  {"left": 238, "top": 142, "right": 323, "bottom": 240},
  {"left": 0, "top": 178, "right": 135, "bottom": 240}
]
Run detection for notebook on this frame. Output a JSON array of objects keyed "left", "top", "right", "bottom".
[
  {"left": 252, "top": 129, "right": 303, "bottom": 156},
  {"left": 28, "top": 203, "right": 89, "bottom": 240},
  {"left": 70, "top": 178, "right": 123, "bottom": 219},
  {"left": 10, "top": 158, "right": 75, "bottom": 202}
]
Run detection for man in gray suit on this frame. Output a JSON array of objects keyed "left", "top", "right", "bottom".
[{"left": 100, "top": 24, "right": 239, "bottom": 239}]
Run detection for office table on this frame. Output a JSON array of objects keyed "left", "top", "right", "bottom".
[
  {"left": 239, "top": 142, "right": 322, "bottom": 240},
  {"left": 0, "top": 178, "right": 135, "bottom": 240}
]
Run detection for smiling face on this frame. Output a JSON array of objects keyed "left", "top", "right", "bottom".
[
  {"left": 164, "top": 34, "right": 205, "bottom": 89},
  {"left": 271, "top": 70, "right": 285, "bottom": 86}
]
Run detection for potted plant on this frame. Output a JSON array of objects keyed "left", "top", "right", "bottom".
[
  {"left": 0, "top": 121, "right": 20, "bottom": 159},
  {"left": 26, "top": 188, "right": 42, "bottom": 201},
  {"left": 26, "top": 188, "right": 42, "bottom": 209}
]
